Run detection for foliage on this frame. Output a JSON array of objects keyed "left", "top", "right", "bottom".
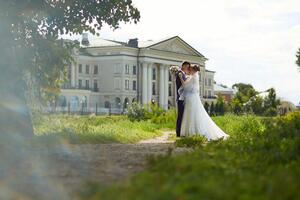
[
  {"left": 126, "top": 103, "right": 150, "bottom": 122},
  {"left": 0, "top": 0, "right": 140, "bottom": 100},
  {"left": 209, "top": 102, "right": 215, "bottom": 116},
  {"left": 231, "top": 83, "right": 280, "bottom": 116},
  {"left": 263, "top": 88, "right": 280, "bottom": 116},
  {"left": 150, "top": 108, "right": 177, "bottom": 129},
  {"left": 296, "top": 48, "right": 300, "bottom": 70},
  {"left": 215, "top": 95, "right": 225, "bottom": 116},
  {"left": 81, "top": 112, "right": 300, "bottom": 199},
  {"left": 204, "top": 102, "right": 210, "bottom": 113},
  {"left": 230, "top": 98, "right": 243, "bottom": 115},
  {"left": 175, "top": 135, "right": 207, "bottom": 148},
  {"left": 33, "top": 114, "right": 161, "bottom": 144},
  {"left": 126, "top": 103, "right": 176, "bottom": 129}
]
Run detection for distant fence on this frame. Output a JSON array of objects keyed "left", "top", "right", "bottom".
[{"left": 38, "top": 103, "right": 127, "bottom": 115}]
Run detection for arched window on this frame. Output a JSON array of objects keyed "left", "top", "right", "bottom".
[
  {"left": 81, "top": 96, "right": 87, "bottom": 107},
  {"left": 124, "top": 98, "right": 129, "bottom": 109},
  {"left": 115, "top": 97, "right": 121, "bottom": 108},
  {"left": 57, "top": 95, "right": 67, "bottom": 107},
  {"left": 70, "top": 96, "right": 79, "bottom": 111}
]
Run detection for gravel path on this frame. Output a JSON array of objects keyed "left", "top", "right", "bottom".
[{"left": 5, "top": 132, "right": 190, "bottom": 199}]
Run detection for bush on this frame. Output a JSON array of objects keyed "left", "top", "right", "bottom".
[
  {"left": 264, "top": 107, "right": 278, "bottom": 116},
  {"left": 150, "top": 108, "right": 176, "bottom": 129},
  {"left": 126, "top": 102, "right": 150, "bottom": 122}
]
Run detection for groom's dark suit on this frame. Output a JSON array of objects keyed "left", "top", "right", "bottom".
[{"left": 175, "top": 70, "right": 186, "bottom": 137}]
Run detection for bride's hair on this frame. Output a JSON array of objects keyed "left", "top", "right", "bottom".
[{"left": 191, "top": 65, "right": 200, "bottom": 72}]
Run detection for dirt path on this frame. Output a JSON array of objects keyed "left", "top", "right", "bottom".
[{"left": 10, "top": 132, "right": 190, "bottom": 199}]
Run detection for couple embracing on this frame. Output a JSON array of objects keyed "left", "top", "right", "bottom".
[{"left": 174, "top": 61, "right": 229, "bottom": 140}]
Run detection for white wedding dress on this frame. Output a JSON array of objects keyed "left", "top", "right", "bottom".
[{"left": 179, "top": 73, "right": 229, "bottom": 140}]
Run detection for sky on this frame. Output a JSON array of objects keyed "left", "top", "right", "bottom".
[{"left": 74, "top": 0, "right": 300, "bottom": 104}]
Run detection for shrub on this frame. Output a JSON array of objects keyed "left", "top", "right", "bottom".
[
  {"left": 150, "top": 108, "right": 177, "bottom": 129},
  {"left": 126, "top": 102, "right": 150, "bottom": 122}
]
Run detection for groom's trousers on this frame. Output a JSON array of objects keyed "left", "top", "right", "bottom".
[{"left": 176, "top": 100, "right": 184, "bottom": 137}]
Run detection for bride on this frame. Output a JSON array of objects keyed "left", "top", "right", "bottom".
[{"left": 178, "top": 65, "right": 229, "bottom": 140}]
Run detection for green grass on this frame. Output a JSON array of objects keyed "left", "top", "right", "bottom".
[
  {"left": 33, "top": 114, "right": 164, "bottom": 144},
  {"left": 80, "top": 112, "right": 300, "bottom": 200}
]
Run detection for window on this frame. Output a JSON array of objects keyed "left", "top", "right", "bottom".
[
  {"left": 114, "top": 64, "right": 121, "bottom": 74},
  {"left": 85, "top": 80, "right": 89, "bottom": 89},
  {"left": 208, "top": 78, "right": 212, "bottom": 86},
  {"left": 133, "top": 65, "right": 137, "bottom": 75},
  {"left": 168, "top": 72, "right": 172, "bottom": 82},
  {"left": 94, "top": 65, "right": 98, "bottom": 74},
  {"left": 125, "top": 64, "right": 129, "bottom": 74},
  {"left": 152, "top": 82, "right": 156, "bottom": 95},
  {"left": 125, "top": 80, "right": 129, "bottom": 90},
  {"left": 93, "top": 80, "right": 98, "bottom": 91},
  {"left": 78, "top": 64, "right": 82, "bottom": 73},
  {"left": 168, "top": 84, "right": 172, "bottom": 96},
  {"left": 114, "top": 78, "right": 121, "bottom": 90},
  {"left": 132, "top": 80, "right": 137, "bottom": 91},
  {"left": 78, "top": 79, "right": 82, "bottom": 88},
  {"left": 86, "top": 65, "right": 89, "bottom": 74},
  {"left": 208, "top": 90, "right": 212, "bottom": 97},
  {"left": 152, "top": 68, "right": 156, "bottom": 80}
]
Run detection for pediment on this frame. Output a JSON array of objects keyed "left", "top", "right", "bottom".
[{"left": 147, "top": 36, "right": 204, "bottom": 57}]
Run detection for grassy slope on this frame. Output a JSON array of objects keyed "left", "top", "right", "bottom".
[
  {"left": 33, "top": 114, "right": 163, "bottom": 144},
  {"left": 81, "top": 113, "right": 300, "bottom": 200}
]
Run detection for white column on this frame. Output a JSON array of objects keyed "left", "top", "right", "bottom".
[
  {"left": 142, "top": 63, "right": 148, "bottom": 104},
  {"left": 159, "top": 65, "right": 165, "bottom": 108},
  {"left": 164, "top": 65, "right": 169, "bottom": 110},
  {"left": 147, "top": 63, "right": 153, "bottom": 103}
]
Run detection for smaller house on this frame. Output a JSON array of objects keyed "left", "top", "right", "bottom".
[
  {"left": 278, "top": 101, "right": 297, "bottom": 115},
  {"left": 214, "top": 84, "right": 235, "bottom": 102}
]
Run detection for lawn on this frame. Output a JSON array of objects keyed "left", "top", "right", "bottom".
[
  {"left": 79, "top": 112, "right": 300, "bottom": 200},
  {"left": 33, "top": 114, "right": 164, "bottom": 144}
]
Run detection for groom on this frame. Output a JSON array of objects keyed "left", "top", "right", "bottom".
[{"left": 175, "top": 61, "right": 190, "bottom": 137}]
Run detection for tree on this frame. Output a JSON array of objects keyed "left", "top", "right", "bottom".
[
  {"left": 249, "top": 96, "right": 264, "bottom": 115},
  {"left": 210, "top": 102, "right": 215, "bottom": 116},
  {"left": 0, "top": 0, "right": 140, "bottom": 138},
  {"left": 232, "top": 83, "right": 259, "bottom": 114},
  {"left": 231, "top": 98, "right": 243, "bottom": 115},
  {"left": 296, "top": 48, "right": 300, "bottom": 71},
  {"left": 216, "top": 95, "right": 225, "bottom": 116},
  {"left": 204, "top": 102, "right": 210, "bottom": 113},
  {"left": 263, "top": 88, "right": 280, "bottom": 116}
]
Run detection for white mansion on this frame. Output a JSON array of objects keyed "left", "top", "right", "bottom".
[{"left": 59, "top": 34, "right": 216, "bottom": 113}]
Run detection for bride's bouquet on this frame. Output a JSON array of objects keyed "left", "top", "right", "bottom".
[{"left": 169, "top": 65, "right": 180, "bottom": 75}]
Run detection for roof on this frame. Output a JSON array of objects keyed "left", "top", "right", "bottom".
[
  {"left": 80, "top": 38, "right": 124, "bottom": 48},
  {"left": 214, "top": 84, "right": 235, "bottom": 93},
  {"left": 79, "top": 35, "right": 206, "bottom": 58},
  {"left": 140, "top": 36, "right": 205, "bottom": 58}
]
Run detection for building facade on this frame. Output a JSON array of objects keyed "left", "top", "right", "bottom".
[{"left": 59, "top": 35, "right": 216, "bottom": 113}]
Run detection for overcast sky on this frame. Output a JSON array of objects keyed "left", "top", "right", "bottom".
[{"left": 76, "top": 0, "right": 300, "bottom": 104}]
